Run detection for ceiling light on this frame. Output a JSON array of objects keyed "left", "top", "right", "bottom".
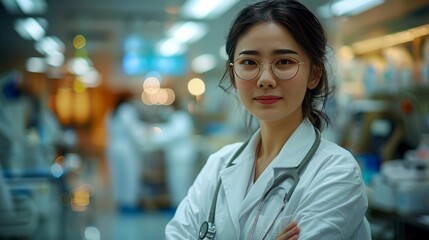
[
  {"left": 16, "top": 0, "right": 47, "bottom": 14},
  {"left": 156, "top": 39, "right": 187, "bottom": 57},
  {"left": 191, "top": 54, "right": 217, "bottom": 73},
  {"left": 26, "top": 57, "right": 46, "bottom": 73},
  {"left": 168, "top": 22, "right": 208, "bottom": 44},
  {"left": 331, "top": 0, "right": 384, "bottom": 16},
  {"left": 182, "top": 0, "right": 240, "bottom": 19},
  {"left": 156, "top": 21, "right": 207, "bottom": 57},
  {"left": 45, "top": 51, "right": 64, "bottom": 67},
  {"left": 80, "top": 68, "right": 101, "bottom": 88},
  {"left": 67, "top": 57, "right": 93, "bottom": 76},
  {"left": 35, "top": 36, "right": 65, "bottom": 56},
  {"left": 14, "top": 18, "right": 47, "bottom": 41}
]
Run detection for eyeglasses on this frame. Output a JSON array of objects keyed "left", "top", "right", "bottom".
[{"left": 230, "top": 56, "right": 306, "bottom": 80}]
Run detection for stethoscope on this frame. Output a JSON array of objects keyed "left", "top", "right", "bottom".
[{"left": 199, "top": 128, "right": 321, "bottom": 240}]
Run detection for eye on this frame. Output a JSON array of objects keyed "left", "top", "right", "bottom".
[
  {"left": 274, "top": 57, "right": 299, "bottom": 66},
  {"left": 237, "top": 58, "right": 258, "bottom": 66}
]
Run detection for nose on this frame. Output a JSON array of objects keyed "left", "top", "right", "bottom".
[{"left": 257, "top": 63, "right": 276, "bottom": 88}]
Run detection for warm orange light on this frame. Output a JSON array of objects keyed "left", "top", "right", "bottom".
[
  {"left": 143, "top": 77, "right": 160, "bottom": 94},
  {"left": 73, "top": 77, "right": 86, "bottom": 93},
  {"left": 188, "top": 78, "right": 205, "bottom": 96},
  {"left": 71, "top": 189, "right": 90, "bottom": 211},
  {"left": 351, "top": 24, "right": 429, "bottom": 54},
  {"left": 73, "top": 91, "right": 90, "bottom": 125},
  {"left": 73, "top": 35, "right": 86, "bottom": 49},
  {"left": 141, "top": 87, "right": 176, "bottom": 105},
  {"left": 55, "top": 88, "right": 73, "bottom": 125}
]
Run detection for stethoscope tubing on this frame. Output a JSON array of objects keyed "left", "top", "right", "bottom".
[{"left": 200, "top": 128, "right": 321, "bottom": 240}]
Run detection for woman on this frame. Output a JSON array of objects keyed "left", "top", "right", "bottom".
[{"left": 165, "top": 0, "right": 371, "bottom": 239}]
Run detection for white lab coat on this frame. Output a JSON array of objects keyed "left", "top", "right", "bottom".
[
  {"left": 150, "top": 110, "right": 197, "bottom": 207},
  {"left": 106, "top": 102, "right": 147, "bottom": 207},
  {"left": 165, "top": 119, "right": 371, "bottom": 239}
]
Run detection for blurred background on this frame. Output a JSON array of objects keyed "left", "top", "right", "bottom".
[{"left": 1, "top": 0, "right": 429, "bottom": 239}]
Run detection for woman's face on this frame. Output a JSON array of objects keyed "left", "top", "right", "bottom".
[{"left": 233, "top": 22, "right": 319, "bottom": 126}]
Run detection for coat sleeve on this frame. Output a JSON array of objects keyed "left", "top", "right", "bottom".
[
  {"left": 164, "top": 144, "right": 239, "bottom": 239},
  {"left": 294, "top": 149, "right": 369, "bottom": 240}
]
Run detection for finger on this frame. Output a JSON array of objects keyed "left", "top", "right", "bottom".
[
  {"left": 280, "top": 221, "right": 297, "bottom": 234},
  {"left": 282, "top": 227, "right": 299, "bottom": 240},
  {"left": 276, "top": 225, "right": 300, "bottom": 240}
]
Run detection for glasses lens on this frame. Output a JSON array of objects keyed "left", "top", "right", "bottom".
[
  {"left": 272, "top": 57, "right": 300, "bottom": 80},
  {"left": 232, "top": 57, "right": 301, "bottom": 80},
  {"left": 233, "top": 58, "right": 260, "bottom": 80}
]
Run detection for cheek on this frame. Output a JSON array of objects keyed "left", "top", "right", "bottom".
[
  {"left": 282, "top": 77, "right": 310, "bottom": 98},
  {"left": 236, "top": 82, "right": 252, "bottom": 102},
  {"left": 236, "top": 84, "right": 246, "bottom": 99},
  {"left": 294, "top": 70, "right": 313, "bottom": 90},
  {"left": 235, "top": 79, "right": 246, "bottom": 91}
]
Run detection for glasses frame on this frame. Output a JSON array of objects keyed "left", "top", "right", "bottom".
[{"left": 229, "top": 56, "right": 306, "bottom": 81}]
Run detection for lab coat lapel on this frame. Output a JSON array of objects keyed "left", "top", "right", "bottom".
[
  {"left": 239, "top": 166, "right": 275, "bottom": 220},
  {"left": 219, "top": 134, "right": 260, "bottom": 236},
  {"left": 239, "top": 119, "right": 316, "bottom": 219},
  {"left": 271, "top": 119, "right": 316, "bottom": 169}
]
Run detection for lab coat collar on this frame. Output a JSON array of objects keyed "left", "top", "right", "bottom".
[
  {"left": 271, "top": 118, "right": 317, "bottom": 169},
  {"left": 238, "top": 119, "right": 317, "bottom": 221}
]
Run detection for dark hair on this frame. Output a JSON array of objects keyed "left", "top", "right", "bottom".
[{"left": 219, "top": 0, "right": 332, "bottom": 130}]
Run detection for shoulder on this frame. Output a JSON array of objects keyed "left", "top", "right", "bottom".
[
  {"left": 304, "top": 138, "right": 364, "bottom": 184},
  {"left": 204, "top": 142, "right": 246, "bottom": 169},
  {"left": 316, "top": 139, "right": 359, "bottom": 168}
]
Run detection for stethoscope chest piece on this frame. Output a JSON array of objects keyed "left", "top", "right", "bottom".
[{"left": 199, "top": 221, "right": 216, "bottom": 239}]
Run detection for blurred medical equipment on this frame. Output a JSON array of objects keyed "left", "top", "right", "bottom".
[
  {"left": 0, "top": 71, "right": 65, "bottom": 238},
  {"left": 0, "top": 70, "right": 62, "bottom": 170},
  {"left": 0, "top": 163, "right": 39, "bottom": 237},
  {"left": 372, "top": 134, "right": 429, "bottom": 215},
  {"left": 198, "top": 128, "right": 321, "bottom": 240}
]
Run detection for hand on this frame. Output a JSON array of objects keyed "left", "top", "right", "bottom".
[{"left": 275, "top": 221, "right": 300, "bottom": 240}]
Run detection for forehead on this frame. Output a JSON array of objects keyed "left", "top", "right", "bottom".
[{"left": 234, "top": 22, "right": 304, "bottom": 57}]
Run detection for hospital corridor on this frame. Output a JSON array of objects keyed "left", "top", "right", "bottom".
[{"left": 2, "top": 0, "right": 429, "bottom": 239}]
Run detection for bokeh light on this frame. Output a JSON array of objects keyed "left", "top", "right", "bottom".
[{"left": 187, "top": 78, "right": 205, "bottom": 96}]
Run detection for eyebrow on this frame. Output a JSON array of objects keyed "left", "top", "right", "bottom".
[{"left": 237, "top": 49, "right": 299, "bottom": 56}]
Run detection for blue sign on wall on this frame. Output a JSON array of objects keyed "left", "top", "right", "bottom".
[{"left": 122, "top": 53, "right": 188, "bottom": 77}]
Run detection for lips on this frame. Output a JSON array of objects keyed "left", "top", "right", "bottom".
[{"left": 254, "top": 95, "right": 282, "bottom": 104}]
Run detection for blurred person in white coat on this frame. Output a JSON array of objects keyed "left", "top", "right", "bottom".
[
  {"left": 150, "top": 99, "right": 197, "bottom": 208},
  {"left": 165, "top": 1, "right": 370, "bottom": 239},
  {"left": 106, "top": 94, "right": 147, "bottom": 213}
]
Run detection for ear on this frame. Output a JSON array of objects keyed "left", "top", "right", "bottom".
[{"left": 307, "top": 66, "right": 321, "bottom": 90}]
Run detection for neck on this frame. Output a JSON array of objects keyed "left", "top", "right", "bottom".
[
  {"left": 259, "top": 116, "right": 303, "bottom": 159},
  {"left": 253, "top": 116, "right": 304, "bottom": 181}
]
